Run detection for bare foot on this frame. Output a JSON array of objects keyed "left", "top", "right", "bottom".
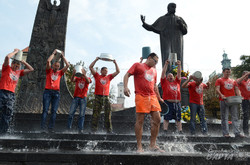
[
  {"left": 149, "top": 145, "right": 165, "bottom": 153},
  {"left": 136, "top": 148, "right": 144, "bottom": 153}
]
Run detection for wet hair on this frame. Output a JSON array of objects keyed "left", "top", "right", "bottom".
[
  {"left": 223, "top": 68, "right": 231, "bottom": 72},
  {"left": 147, "top": 52, "right": 158, "bottom": 59},
  {"left": 101, "top": 67, "right": 107, "bottom": 71}
]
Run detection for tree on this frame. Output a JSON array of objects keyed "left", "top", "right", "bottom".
[
  {"left": 232, "top": 55, "right": 250, "bottom": 78},
  {"left": 203, "top": 75, "right": 220, "bottom": 118}
]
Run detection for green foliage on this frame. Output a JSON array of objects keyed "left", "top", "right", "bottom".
[
  {"left": 232, "top": 55, "right": 250, "bottom": 78},
  {"left": 203, "top": 75, "right": 220, "bottom": 118}
]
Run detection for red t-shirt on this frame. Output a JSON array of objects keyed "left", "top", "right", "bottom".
[
  {"left": 73, "top": 77, "right": 92, "bottom": 98},
  {"left": 94, "top": 72, "right": 113, "bottom": 96},
  {"left": 188, "top": 81, "right": 208, "bottom": 105},
  {"left": 0, "top": 64, "right": 24, "bottom": 93},
  {"left": 128, "top": 63, "right": 157, "bottom": 96},
  {"left": 215, "top": 77, "right": 237, "bottom": 101},
  {"left": 238, "top": 79, "right": 250, "bottom": 100},
  {"left": 45, "top": 68, "right": 64, "bottom": 91},
  {"left": 161, "top": 77, "right": 181, "bottom": 101}
]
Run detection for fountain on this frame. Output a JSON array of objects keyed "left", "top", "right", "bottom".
[{"left": 0, "top": 1, "right": 249, "bottom": 164}]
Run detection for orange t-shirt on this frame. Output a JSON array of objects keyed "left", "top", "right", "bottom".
[
  {"left": 45, "top": 68, "right": 64, "bottom": 91},
  {"left": 215, "top": 77, "right": 237, "bottom": 101},
  {"left": 94, "top": 73, "right": 113, "bottom": 96},
  {"left": 161, "top": 77, "right": 181, "bottom": 101},
  {"left": 188, "top": 81, "right": 208, "bottom": 105},
  {"left": 128, "top": 63, "right": 157, "bottom": 96},
  {"left": 238, "top": 79, "right": 250, "bottom": 100},
  {"left": 0, "top": 64, "right": 24, "bottom": 93},
  {"left": 73, "top": 77, "right": 91, "bottom": 98}
]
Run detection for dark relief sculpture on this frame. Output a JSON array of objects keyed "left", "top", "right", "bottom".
[
  {"left": 16, "top": 0, "right": 71, "bottom": 114},
  {"left": 141, "top": 3, "right": 187, "bottom": 71}
]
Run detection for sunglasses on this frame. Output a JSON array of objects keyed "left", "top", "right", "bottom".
[{"left": 152, "top": 58, "right": 158, "bottom": 64}]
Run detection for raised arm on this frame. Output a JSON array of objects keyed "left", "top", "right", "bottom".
[
  {"left": 161, "top": 60, "right": 169, "bottom": 79},
  {"left": 71, "top": 69, "right": 76, "bottom": 82},
  {"left": 237, "top": 71, "right": 250, "bottom": 84},
  {"left": 89, "top": 57, "right": 99, "bottom": 75},
  {"left": 176, "top": 60, "right": 181, "bottom": 80},
  {"left": 60, "top": 51, "right": 70, "bottom": 73},
  {"left": 182, "top": 75, "right": 193, "bottom": 88},
  {"left": 22, "top": 60, "right": 34, "bottom": 75},
  {"left": 46, "top": 49, "right": 57, "bottom": 70},
  {"left": 111, "top": 60, "right": 120, "bottom": 78},
  {"left": 4, "top": 49, "right": 19, "bottom": 66},
  {"left": 82, "top": 69, "right": 90, "bottom": 84},
  {"left": 123, "top": 72, "right": 131, "bottom": 97}
]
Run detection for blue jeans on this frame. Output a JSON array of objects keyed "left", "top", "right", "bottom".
[
  {"left": 242, "top": 100, "right": 250, "bottom": 135},
  {"left": 189, "top": 103, "right": 208, "bottom": 135},
  {"left": 68, "top": 97, "right": 87, "bottom": 130},
  {"left": 0, "top": 90, "right": 15, "bottom": 133},
  {"left": 41, "top": 90, "right": 60, "bottom": 130}
]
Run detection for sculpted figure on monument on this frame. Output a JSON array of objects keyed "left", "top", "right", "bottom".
[
  {"left": 46, "top": 0, "right": 61, "bottom": 28},
  {"left": 141, "top": 3, "right": 187, "bottom": 71}
]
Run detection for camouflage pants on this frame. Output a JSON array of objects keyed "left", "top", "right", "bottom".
[
  {"left": 0, "top": 90, "right": 15, "bottom": 133},
  {"left": 91, "top": 95, "right": 112, "bottom": 132}
]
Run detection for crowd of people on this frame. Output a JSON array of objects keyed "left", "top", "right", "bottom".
[{"left": 0, "top": 49, "right": 249, "bottom": 153}]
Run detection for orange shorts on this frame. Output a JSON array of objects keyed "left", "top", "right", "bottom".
[{"left": 135, "top": 94, "right": 161, "bottom": 113}]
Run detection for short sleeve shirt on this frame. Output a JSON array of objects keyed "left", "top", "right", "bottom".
[
  {"left": 238, "top": 79, "right": 250, "bottom": 100},
  {"left": 215, "top": 77, "right": 237, "bottom": 101},
  {"left": 73, "top": 77, "right": 92, "bottom": 98},
  {"left": 94, "top": 73, "right": 113, "bottom": 96},
  {"left": 127, "top": 63, "right": 157, "bottom": 96},
  {"left": 161, "top": 77, "right": 181, "bottom": 101},
  {"left": 45, "top": 68, "right": 64, "bottom": 91},
  {"left": 0, "top": 64, "right": 24, "bottom": 93},
  {"left": 188, "top": 81, "right": 208, "bottom": 105}
]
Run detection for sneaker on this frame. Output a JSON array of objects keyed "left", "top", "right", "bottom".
[
  {"left": 78, "top": 130, "right": 84, "bottom": 134},
  {"left": 179, "top": 131, "right": 184, "bottom": 135},
  {"left": 107, "top": 131, "right": 116, "bottom": 135},
  {"left": 48, "top": 129, "right": 55, "bottom": 133},
  {"left": 41, "top": 129, "right": 47, "bottom": 134},
  {"left": 223, "top": 134, "right": 231, "bottom": 137},
  {"left": 235, "top": 134, "right": 245, "bottom": 138},
  {"left": 202, "top": 132, "right": 210, "bottom": 137}
]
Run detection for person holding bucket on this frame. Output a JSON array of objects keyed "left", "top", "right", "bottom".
[
  {"left": 215, "top": 68, "right": 244, "bottom": 138},
  {"left": 41, "top": 49, "right": 69, "bottom": 133},
  {"left": 0, "top": 49, "right": 34, "bottom": 134},
  {"left": 89, "top": 57, "right": 120, "bottom": 134},
  {"left": 124, "top": 53, "right": 164, "bottom": 153},
  {"left": 182, "top": 72, "right": 210, "bottom": 136},
  {"left": 160, "top": 59, "right": 183, "bottom": 135},
  {"left": 237, "top": 71, "right": 250, "bottom": 136},
  {"left": 67, "top": 67, "right": 91, "bottom": 134}
]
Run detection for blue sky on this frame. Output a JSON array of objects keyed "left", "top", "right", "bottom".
[{"left": 1, "top": 0, "right": 250, "bottom": 107}]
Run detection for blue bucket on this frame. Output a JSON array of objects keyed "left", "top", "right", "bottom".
[{"left": 142, "top": 47, "right": 151, "bottom": 59}]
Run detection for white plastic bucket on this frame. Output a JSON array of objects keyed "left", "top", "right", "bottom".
[
  {"left": 53, "top": 49, "right": 62, "bottom": 62},
  {"left": 75, "top": 65, "right": 82, "bottom": 77},
  {"left": 192, "top": 71, "right": 202, "bottom": 81},
  {"left": 13, "top": 50, "right": 23, "bottom": 61},
  {"left": 168, "top": 53, "right": 177, "bottom": 66}
]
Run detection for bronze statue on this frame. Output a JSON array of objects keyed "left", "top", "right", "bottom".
[{"left": 141, "top": 3, "right": 187, "bottom": 71}]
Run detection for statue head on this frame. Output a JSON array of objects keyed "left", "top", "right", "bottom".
[
  {"left": 53, "top": 0, "right": 57, "bottom": 5},
  {"left": 167, "top": 3, "right": 176, "bottom": 14}
]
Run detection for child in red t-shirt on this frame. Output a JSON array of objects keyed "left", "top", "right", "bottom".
[
  {"left": 182, "top": 74, "right": 210, "bottom": 135},
  {"left": 0, "top": 49, "right": 34, "bottom": 134},
  {"left": 68, "top": 68, "right": 91, "bottom": 133}
]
